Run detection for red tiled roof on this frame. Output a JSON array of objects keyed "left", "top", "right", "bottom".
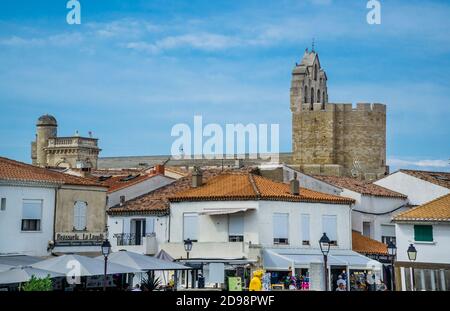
[
  {"left": 0, "top": 157, "right": 101, "bottom": 187},
  {"left": 313, "top": 175, "right": 407, "bottom": 199},
  {"left": 107, "top": 169, "right": 226, "bottom": 215},
  {"left": 352, "top": 231, "right": 388, "bottom": 255},
  {"left": 393, "top": 193, "right": 450, "bottom": 222},
  {"left": 95, "top": 173, "right": 160, "bottom": 193},
  {"left": 399, "top": 169, "right": 450, "bottom": 190},
  {"left": 169, "top": 173, "right": 355, "bottom": 204}
]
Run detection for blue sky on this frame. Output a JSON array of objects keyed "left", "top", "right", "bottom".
[{"left": 0, "top": 0, "right": 449, "bottom": 172}]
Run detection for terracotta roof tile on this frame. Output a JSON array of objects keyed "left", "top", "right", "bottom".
[
  {"left": 94, "top": 173, "right": 160, "bottom": 193},
  {"left": 352, "top": 231, "right": 388, "bottom": 255},
  {"left": 107, "top": 169, "right": 227, "bottom": 215},
  {"left": 169, "top": 172, "right": 355, "bottom": 204},
  {"left": 399, "top": 169, "right": 450, "bottom": 190},
  {"left": 393, "top": 193, "right": 450, "bottom": 222},
  {"left": 0, "top": 157, "right": 102, "bottom": 187},
  {"left": 312, "top": 175, "right": 407, "bottom": 199}
]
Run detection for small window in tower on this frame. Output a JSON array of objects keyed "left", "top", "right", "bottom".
[
  {"left": 314, "top": 64, "right": 318, "bottom": 81},
  {"left": 311, "top": 87, "right": 315, "bottom": 104},
  {"left": 317, "top": 90, "right": 321, "bottom": 103},
  {"left": 304, "top": 85, "right": 308, "bottom": 103}
]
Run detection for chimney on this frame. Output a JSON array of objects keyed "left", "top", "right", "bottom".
[
  {"left": 155, "top": 164, "right": 165, "bottom": 175},
  {"left": 234, "top": 158, "right": 243, "bottom": 168},
  {"left": 192, "top": 166, "right": 203, "bottom": 188},
  {"left": 120, "top": 195, "right": 126, "bottom": 205},
  {"left": 290, "top": 172, "right": 299, "bottom": 195}
]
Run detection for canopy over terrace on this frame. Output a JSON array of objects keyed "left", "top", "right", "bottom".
[
  {"left": 0, "top": 266, "right": 64, "bottom": 284},
  {"left": 263, "top": 248, "right": 383, "bottom": 271},
  {"left": 32, "top": 254, "right": 140, "bottom": 276},
  {"left": 95, "top": 250, "right": 191, "bottom": 271}
]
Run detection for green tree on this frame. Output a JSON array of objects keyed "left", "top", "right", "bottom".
[{"left": 22, "top": 275, "right": 53, "bottom": 291}]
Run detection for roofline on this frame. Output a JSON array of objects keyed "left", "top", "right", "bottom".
[{"left": 169, "top": 196, "right": 354, "bottom": 205}]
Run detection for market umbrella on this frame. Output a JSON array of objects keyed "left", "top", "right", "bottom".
[
  {"left": 155, "top": 249, "right": 175, "bottom": 262},
  {"left": 0, "top": 264, "right": 14, "bottom": 273},
  {"left": 95, "top": 250, "right": 190, "bottom": 271},
  {"left": 32, "top": 254, "right": 140, "bottom": 276},
  {"left": 0, "top": 266, "right": 64, "bottom": 284}
]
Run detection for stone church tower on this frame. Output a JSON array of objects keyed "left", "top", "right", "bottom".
[
  {"left": 31, "top": 114, "right": 101, "bottom": 169},
  {"left": 291, "top": 49, "right": 388, "bottom": 180}
]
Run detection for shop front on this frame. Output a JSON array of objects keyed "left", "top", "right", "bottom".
[{"left": 262, "top": 248, "right": 383, "bottom": 291}]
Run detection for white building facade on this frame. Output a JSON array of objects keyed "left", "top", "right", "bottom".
[{"left": 0, "top": 181, "right": 56, "bottom": 256}]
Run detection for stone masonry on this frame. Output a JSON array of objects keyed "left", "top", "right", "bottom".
[{"left": 291, "top": 49, "right": 387, "bottom": 179}]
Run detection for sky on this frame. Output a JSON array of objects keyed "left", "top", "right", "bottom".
[{"left": 0, "top": 0, "right": 449, "bottom": 172}]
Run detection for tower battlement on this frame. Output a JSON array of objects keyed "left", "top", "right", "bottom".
[{"left": 291, "top": 50, "right": 387, "bottom": 179}]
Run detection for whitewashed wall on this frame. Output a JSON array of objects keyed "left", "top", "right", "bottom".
[
  {"left": 0, "top": 184, "right": 55, "bottom": 256},
  {"left": 395, "top": 223, "right": 450, "bottom": 264},
  {"left": 374, "top": 172, "right": 449, "bottom": 205},
  {"left": 107, "top": 175, "right": 174, "bottom": 207},
  {"left": 168, "top": 200, "right": 352, "bottom": 250}
]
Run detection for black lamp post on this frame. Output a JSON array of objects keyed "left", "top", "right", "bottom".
[
  {"left": 183, "top": 239, "right": 193, "bottom": 289},
  {"left": 387, "top": 240, "right": 397, "bottom": 291},
  {"left": 101, "top": 239, "right": 111, "bottom": 291},
  {"left": 319, "top": 233, "right": 331, "bottom": 291},
  {"left": 407, "top": 243, "right": 417, "bottom": 291}
]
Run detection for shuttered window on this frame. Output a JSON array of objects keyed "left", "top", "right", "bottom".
[
  {"left": 322, "top": 215, "right": 337, "bottom": 244},
  {"left": 229, "top": 213, "right": 244, "bottom": 242},
  {"left": 301, "top": 214, "right": 310, "bottom": 245},
  {"left": 414, "top": 225, "right": 433, "bottom": 242},
  {"left": 73, "top": 201, "right": 87, "bottom": 231},
  {"left": 273, "top": 213, "right": 289, "bottom": 244},
  {"left": 183, "top": 213, "right": 198, "bottom": 241},
  {"left": 22, "top": 199, "right": 42, "bottom": 231}
]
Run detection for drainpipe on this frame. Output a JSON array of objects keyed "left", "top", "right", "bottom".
[{"left": 51, "top": 185, "right": 60, "bottom": 254}]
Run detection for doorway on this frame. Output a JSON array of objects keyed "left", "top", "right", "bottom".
[{"left": 130, "top": 219, "right": 146, "bottom": 245}]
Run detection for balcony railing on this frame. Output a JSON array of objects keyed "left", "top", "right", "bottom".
[{"left": 114, "top": 233, "right": 143, "bottom": 246}]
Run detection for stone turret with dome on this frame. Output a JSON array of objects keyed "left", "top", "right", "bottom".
[{"left": 31, "top": 115, "right": 101, "bottom": 169}]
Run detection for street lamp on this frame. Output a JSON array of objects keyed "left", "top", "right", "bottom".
[
  {"left": 387, "top": 241, "right": 397, "bottom": 291},
  {"left": 407, "top": 244, "right": 417, "bottom": 291},
  {"left": 101, "top": 239, "right": 111, "bottom": 291},
  {"left": 319, "top": 233, "right": 331, "bottom": 291},
  {"left": 183, "top": 239, "right": 193, "bottom": 289},
  {"left": 184, "top": 238, "right": 193, "bottom": 259}
]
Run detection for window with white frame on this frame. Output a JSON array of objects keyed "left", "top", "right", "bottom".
[
  {"left": 381, "top": 224, "right": 396, "bottom": 244},
  {"left": 322, "top": 215, "right": 337, "bottom": 245},
  {"left": 273, "top": 213, "right": 289, "bottom": 245},
  {"left": 229, "top": 213, "right": 244, "bottom": 242},
  {"left": 21, "top": 199, "right": 42, "bottom": 231},
  {"left": 1, "top": 198, "right": 6, "bottom": 211},
  {"left": 183, "top": 213, "right": 198, "bottom": 241},
  {"left": 73, "top": 201, "right": 87, "bottom": 231},
  {"left": 301, "top": 214, "right": 310, "bottom": 245}
]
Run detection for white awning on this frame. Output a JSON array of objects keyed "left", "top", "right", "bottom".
[
  {"left": 199, "top": 207, "right": 255, "bottom": 216},
  {"left": 263, "top": 248, "right": 383, "bottom": 271}
]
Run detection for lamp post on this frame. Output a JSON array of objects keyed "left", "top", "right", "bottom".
[
  {"left": 319, "top": 233, "right": 331, "bottom": 291},
  {"left": 387, "top": 240, "right": 397, "bottom": 291},
  {"left": 407, "top": 243, "right": 417, "bottom": 291},
  {"left": 101, "top": 239, "right": 111, "bottom": 291},
  {"left": 183, "top": 239, "right": 193, "bottom": 289}
]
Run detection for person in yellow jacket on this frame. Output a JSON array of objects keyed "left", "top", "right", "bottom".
[{"left": 249, "top": 270, "right": 264, "bottom": 291}]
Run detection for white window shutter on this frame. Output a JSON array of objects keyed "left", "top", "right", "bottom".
[
  {"left": 22, "top": 200, "right": 42, "bottom": 220},
  {"left": 183, "top": 213, "right": 198, "bottom": 240},
  {"left": 322, "top": 215, "right": 337, "bottom": 241},
  {"left": 229, "top": 214, "right": 244, "bottom": 236},
  {"left": 74, "top": 201, "right": 87, "bottom": 230},
  {"left": 273, "top": 213, "right": 289, "bottom": 239},
  {"left": 301, "top": 214, "right": 310, "bottom": 241}
]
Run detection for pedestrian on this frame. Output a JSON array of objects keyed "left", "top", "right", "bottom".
[
  {"left": 336, "top": 282, "right": 346, "bottom": 291},
  {"left": 131, "top": 284, "right": 142, "bottom": 292}
]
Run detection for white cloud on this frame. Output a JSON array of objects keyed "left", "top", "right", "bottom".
[{"left": 388, "top": 157, "right": 450, "bottom": 172}]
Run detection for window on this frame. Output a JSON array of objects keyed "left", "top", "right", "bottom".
[
  {"left": 322, "top": 215, "right": 337, "bottom": 245},
  {"left": 311, "top": 87, "right": 315, "bottom": 104},
  {"left": 317, "top": 89, "right": 321, "bottom": 103},
  {"left": 1, "top": 198, "right": 5, "bottom": 211},
  {"left": 304, "top": 85, "right": 308, "bottom": 104},
  {"left": 183, "top": 213, "right": 198, "bottom": 241},
  {"left": 73, "top": 201, "right": 87, "bottom": 231},
  {"left": 273, "top": 213, "right": 289, "bottom": 245},
  {"left": 314, "top": 64, "right": 318, "bottom": 81},
  {"left": 301, "top": 214, "right": 310, "bottom": 245},
  {"left": 229, "top": 213, "right": 244, "bottom": 242},
  {"left": 414, "top": 225, "right": 433, "bottom": 242},
  {"left": 363, "top": 221, "right": 371, "bottom": 237},
  {"left": 381, "top": 224, "right": 395, "bottom": 244},
  {"left": 21, "top": 199, "right": 42, "bottom": 231}
]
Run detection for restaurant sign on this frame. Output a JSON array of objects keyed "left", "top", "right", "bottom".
[{"left": 55, "top": 232, "right": 105, "bottom": 246}]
